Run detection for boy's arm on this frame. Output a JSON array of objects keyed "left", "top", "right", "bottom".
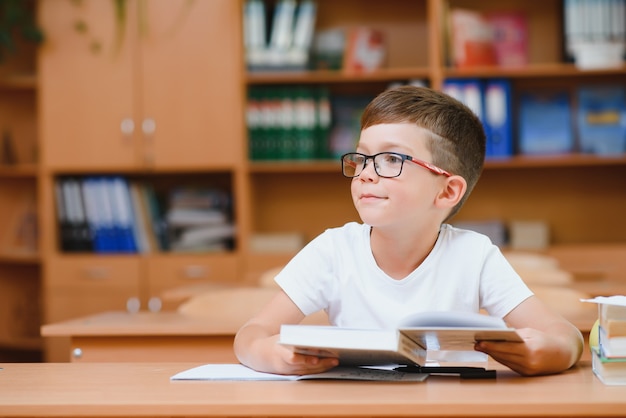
[
  {"left": 476, "top": 295, "right": 583, "bottom": 376},
  {"left": 233, "top": 290, "right": 339, "bottom": 375}
]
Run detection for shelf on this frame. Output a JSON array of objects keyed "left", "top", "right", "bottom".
[
  {"left": 248, "top": 154, "right": 626, "bottom": 174},
  {"left": 0, "top": 74, "right": 37, "bottom": 90},
  {"left": 246, "top": 63, "right": 626, "bottom": 85},
  {"left": 248, "top": 160, "right": 340, "bottom": 173},
  {"left": 47, "top": 165, "right": 238, "bottom": 175},
  {"left": 444, "top": 63, "right": 626, "bottom": 79},
  {"left": 0, "top": 336, "right": 42, "bottom": 352},
  {"left": 0, "top": 252, "right": 40, "bottom": 265},
  {"left": 247, "top": 67, "right": 432, "bottom": 85},
  {"left": 484, "top": 154, "right": 626, "bottom": 169},
  {"left": 0, "top": 164, "right": 38, "bottom": 178}
]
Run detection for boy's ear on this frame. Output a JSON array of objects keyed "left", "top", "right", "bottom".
[{"left": 435, "top": 175, "right": 467, "bottom": 209}]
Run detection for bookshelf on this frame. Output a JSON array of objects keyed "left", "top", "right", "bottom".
[
  {"left": 0, "top": 6, "right": 41, "bottom": 361},
  {"left": 240, "top": 0, "right": 626, "bottom": 273},
  {"left": 2, "top": 0, "right": 626, "bottom": 362}
]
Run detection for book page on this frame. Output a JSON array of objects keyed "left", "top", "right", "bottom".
[{"left": 170, "top": 363, "right": 428, "bottom": 382}]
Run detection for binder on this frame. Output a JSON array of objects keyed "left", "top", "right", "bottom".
[
  {"left": 55, "top": 179, "right": 73, "bottom": 251},
  {"left": 58, "top": 178, "right": 92, "bottom": 252},
  {"left": 442, "top": 78, "right": 485, "bottom": 125},
  {"left": 269, "top": 0, "right": 297, "bottom": 50},
  {"left": 483, "top": 79, "right": 513, "bottom": 158},
  {"left": 518, "top": 91, "right": 573, "bottom": 155},
  {"left": 82, "top": 177, "right": 117, "bottom": 253},
  {"left": 106, "top": 176, "right": 138, "bottom": 253},
  {"left": 577, "top": 85, "right": 626, "bottom": 155}
]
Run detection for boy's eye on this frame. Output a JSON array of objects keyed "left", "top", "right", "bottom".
[
  {"left": 352, "top": 155, "right": 366, "bottom": 164},
  {"left": 382, "top": 153, "right": 402, "bottom": 164}
]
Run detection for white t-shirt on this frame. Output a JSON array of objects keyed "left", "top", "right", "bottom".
[{"left": 275, "top": 222, "right": 533, "bottom": 329}]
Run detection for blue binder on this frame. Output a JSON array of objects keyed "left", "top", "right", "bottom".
[
  {"left": 577, "top": 85, "right": 626, "bottom": 155},
  {"left": 106, "top": 176, "right": 138, "bottom": 253},
  {"left": 518, "top": 91, "right": 573, "bottom": 155},
  {"left": 483, "top": 79, "right": 513, "bottom": 158}
]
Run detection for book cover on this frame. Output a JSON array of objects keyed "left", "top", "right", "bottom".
[
  {"left": 280, "top": 325, "right": 428, "bottom": 367},
  {"left": 448, "top": 8, "right": 496, "bottom": 68},
  {"left": 599, "top": 326, "right": 626, "bottom": 358},
  {"left": 279, "top": 311, "right": 521, "bottom": 368},
  {"left": 592, "top": 347, "right": 626, "bottom": 386},
  {"left": 343, "top": 27, "right": 386, "bottom": 72},
  {"left": 485, "top": 12, "right": 528, "bottom": 67}
]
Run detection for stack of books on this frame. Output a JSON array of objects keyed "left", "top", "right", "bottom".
[
  {"left": 166, "top": 188, "right": 235, "bottom": 253},
  {"left": 584, "top": 296, "right": 626, "bottom": 385}
]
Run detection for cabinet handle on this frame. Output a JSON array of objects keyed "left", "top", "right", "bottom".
[
  {"left": 180, "top": 265, "right": 209, "bottom": 279},
  {"left": 72, "top": 348, "right": 83, "bottom": 360},
  {"left": 148, "top": 297, "right": 162, "bottom": 312},
  {"left": 126, "top": 297, "right": 141, "bottom": 313},
  {"left": 142, "top": 118, "right": 156, "bottom": 137},
  {"left": 82, "top": 266, "right": 110, "bottom": 280},
  {"left": 120, "top": 118, "right": 135, "bottom": 137}
]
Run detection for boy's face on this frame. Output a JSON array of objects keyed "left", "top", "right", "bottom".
[{"left": 351, "top": 123, "right": 449, "bottom": 229}]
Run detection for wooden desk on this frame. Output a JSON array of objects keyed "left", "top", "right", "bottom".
[
  {"left": 41, "top": 311, "right": 240, "bottom": 363},
  {"left": 0, "top": 361, "right": 623, "bottom": 417}
]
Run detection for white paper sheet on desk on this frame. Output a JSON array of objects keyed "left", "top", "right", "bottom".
[{"left": 170, "top": 363, "right": 428, "bottom": 382}]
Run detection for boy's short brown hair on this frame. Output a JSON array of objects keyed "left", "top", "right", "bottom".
[{"left": 360, "top": 85, "right": 486, "bottom": 219}]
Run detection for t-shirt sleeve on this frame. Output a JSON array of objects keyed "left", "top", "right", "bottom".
[
  {"left": 274, "top": 230, "right": 337, "bottom": 316},
  {"left": 480, "top": 243, "right": 534, "bottom": 318}
]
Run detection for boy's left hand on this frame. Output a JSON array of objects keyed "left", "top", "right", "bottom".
[{"left": 474, "top": 327, "right": 573, "bottom": 376}]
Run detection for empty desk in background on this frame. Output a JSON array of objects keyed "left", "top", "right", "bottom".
[
  {"left": 41, "top": 286, "right": 330, "bottom": 362},
  {"left": 41, "top": 311, "right": 239, "bottom": 362}
]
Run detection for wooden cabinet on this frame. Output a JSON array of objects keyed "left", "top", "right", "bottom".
[
  {"left": 145, "top": 254, "right": 239, "bottom": 299},
  {"left": 37, "top": 0, "right": 247, "bottom": 361},
  {"left": 39, "top": 0, "right": 244, "bottom": 169},
  {"left": 45, "top": 256, "right": 142, "bottom": 320}
]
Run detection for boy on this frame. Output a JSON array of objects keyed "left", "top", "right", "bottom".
[{"left": 234, "top": 86, "right": 583, "bottom": 376}]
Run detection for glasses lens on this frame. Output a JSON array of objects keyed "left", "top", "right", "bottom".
[
  {"left": 342, "top": 154, "right": 364, "bottom": 177},
  {"left": 375, "top": 153, "right": 404, "bottom": 178}
]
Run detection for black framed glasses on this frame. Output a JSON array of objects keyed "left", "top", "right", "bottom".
[{"left": 341, "top": 152, "right": 451, "bottom": 178}]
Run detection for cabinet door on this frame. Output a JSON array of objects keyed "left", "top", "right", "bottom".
[
  {"left": 145, "top": 253, "right": 239, "bottom": 310},
  {"left": 44, "top": 256, "right": 142, "bottom": 323},
  {"left": 39, "top": 0, "right": 139, "bottom": 169},
  {"left": 140, "top": 0, "right": 245, "bottom": 168}
]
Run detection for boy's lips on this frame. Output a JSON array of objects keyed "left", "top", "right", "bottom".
[{"left": 359, "top": 193, "right": 386, "bottom": 201}]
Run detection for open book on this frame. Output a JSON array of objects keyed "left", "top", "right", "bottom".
[{"left": 279, "top": 311, "right": 522, "bottom": 367}]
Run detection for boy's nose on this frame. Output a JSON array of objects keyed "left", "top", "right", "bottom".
[{"left": 359, "top": 160, "right": 379, "bottom": 182}]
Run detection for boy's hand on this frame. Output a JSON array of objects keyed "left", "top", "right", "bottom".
[
  {"left": 273, "top": 338, "right": 340, "bottom": 375},
  {"left": 474, "top": 327, "right": 573, "bottom": 376}
]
